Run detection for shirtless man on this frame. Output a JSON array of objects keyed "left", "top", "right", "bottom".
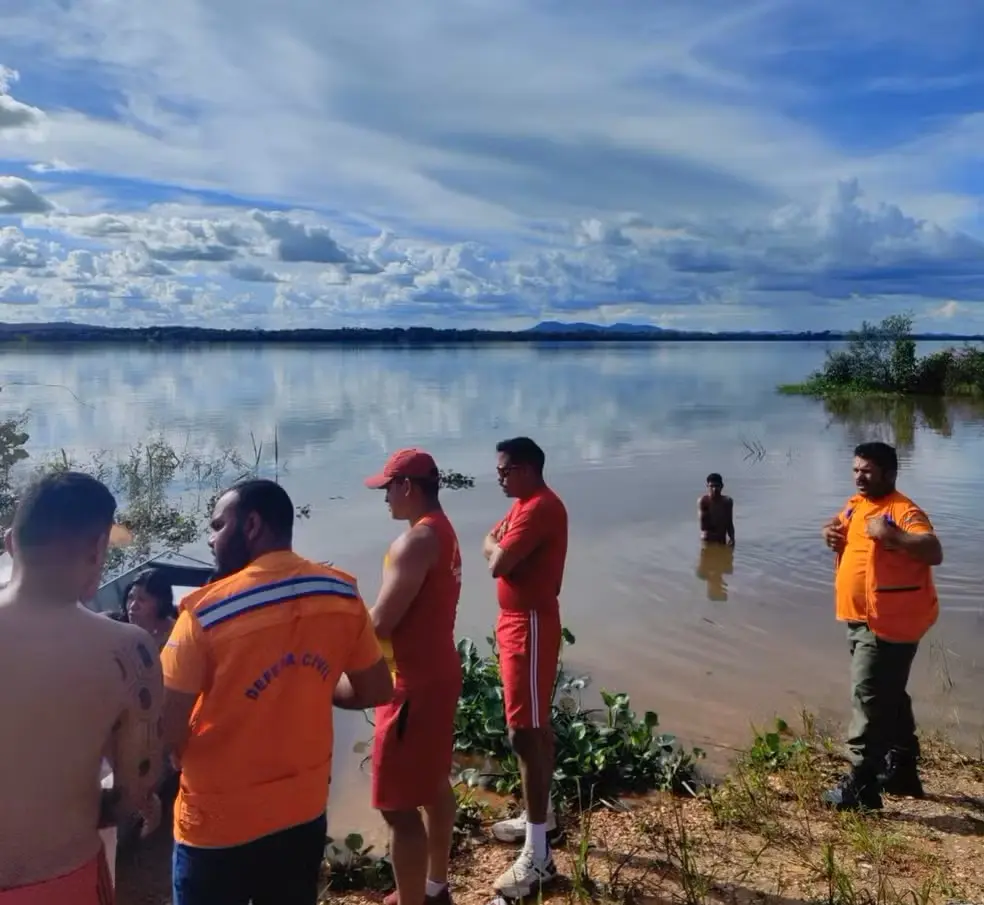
[
  {"left": 364, "top": 449, "right": 463, "bottom": 905},
  {"left": 0, "top": 472, "right": 163, "bottom": 904},
  {"left": 698, "top": 473, "right": 735, "bottom": 546}
]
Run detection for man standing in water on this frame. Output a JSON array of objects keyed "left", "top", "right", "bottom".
[
  {"left": 698, "top": 473, "right": 735, "bottom": 545},
  {"left": 0, "top": 472, "right": 163, "bottom": 904},
  {"left": 483, "top": 437, "right": 568, "bottom": 899},
  {"left": 364, "top": 449, "right": 463, "bottom": 905},
  {"left": 161, "top": 479, "right": 393, "bottom": 905},
  {"left": 821, "top": 442, "right": 942, "bottom": 811}
]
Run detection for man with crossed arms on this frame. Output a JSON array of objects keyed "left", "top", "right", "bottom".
[{"left": 483, "top": 437, "right": 568, "bottom": 899}]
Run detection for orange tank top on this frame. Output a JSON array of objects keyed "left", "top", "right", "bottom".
[{"left": 386, "top": 511, "right": 462, "bottom": 689}]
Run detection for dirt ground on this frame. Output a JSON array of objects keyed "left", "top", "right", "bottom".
[{"left": 117, "top": 731, "right": 984, "bottom": 905}]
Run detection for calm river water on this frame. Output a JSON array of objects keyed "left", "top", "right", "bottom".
[{"left": 3, "top": 340, "right": 984, "bottom": 858}]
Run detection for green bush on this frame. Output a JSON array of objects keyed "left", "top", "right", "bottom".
[
  {"left": 454, "top": 629, "right": 702, "bottom": 808},
  {"left": 779, "top": 314, "right": 984, "bottom": 398}
]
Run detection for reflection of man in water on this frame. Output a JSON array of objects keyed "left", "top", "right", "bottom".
[
  {"left": 698, "top": 473, "right": 735, "bottom": 546},
  {"left": 696, "top": 543, "right": 735, "bottom": 601}
]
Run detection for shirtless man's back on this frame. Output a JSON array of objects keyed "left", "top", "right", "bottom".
[
  {"left": 0, "top": 473, "right": 163, "bottom": 902},
  {"left": 698, "top": 472, "right": 735, "bottom": 546}
]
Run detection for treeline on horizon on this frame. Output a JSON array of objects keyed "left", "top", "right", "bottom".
[{"left": 1, "top": 322, "right": 982, "bottom": 346}]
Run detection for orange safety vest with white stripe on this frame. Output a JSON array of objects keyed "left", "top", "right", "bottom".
[
  {"left": 834, "top": 491, "right": 939, "bottom": 643},
  {"left": 165, "top": 551, "right": 382, "bottom": 848}
]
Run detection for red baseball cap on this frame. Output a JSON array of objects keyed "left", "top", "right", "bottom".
[{"left": 364, "top": 448, "right": 439, "bottom": 489}]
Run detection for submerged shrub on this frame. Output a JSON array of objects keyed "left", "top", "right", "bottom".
[{"left": 781, "top": 314, "right": 984, "bottom": 398}]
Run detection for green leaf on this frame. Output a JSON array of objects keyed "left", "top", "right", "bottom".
[{"left": 345, "top": 833, "right": 364, "bottom": 852}]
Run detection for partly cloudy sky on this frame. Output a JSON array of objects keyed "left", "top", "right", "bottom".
[{"left": 1, "top": 0, "right": 984, "bottom": 331}]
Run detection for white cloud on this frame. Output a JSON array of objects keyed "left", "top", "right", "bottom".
[
  {"left": 0, "top": 225, "right": 48, "bottom": 268},
  {"left": 931, "top": 301, "right": 961, "bottom": 320},
  {"left": 0, "top": 175, "right": 54, "bottom": 214},
  {"left": 27, "top": 158, "right": 75, "bottom": 173},
  {"left": 251, "top": 211, "right": 356, "bottom": 265},
  {"left": 0, "top": 0, "right": 983, "bottom": 330},
  {"left": 228, "top": 261, "right": 282, "bottom": 283},
  {"left": 0, "top": 177, "right": 980, "bottom": 330},
  {"left": 0, "top": 64, "right": 44, "bottom": 133}
]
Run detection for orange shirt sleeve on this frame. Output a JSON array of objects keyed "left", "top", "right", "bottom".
[
  {"left": 498, "top": 498, "right": 550, "bottom": 562},
  {"left": 161, "top": 609, "right": 208, "bottom": 695},
  {"left": 344, "top": 606, "right": 384, "bottom": 674},
  {"left": 899, "top": 504, "right": 934, "bottom": 535}
]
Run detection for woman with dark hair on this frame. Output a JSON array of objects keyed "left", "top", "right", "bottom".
[{"left": 124, "top": 568, "right": 176, "bottom": 649}]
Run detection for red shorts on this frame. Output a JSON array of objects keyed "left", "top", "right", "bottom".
[
  {"left": 371, "top": 676, "right": 461, "bottom": 811},
  {"left": 497, "top": 609, "right": 561, "bottom": 730},
  {"left": 0, "top": 848, "right": 114, "bottom": 904}
]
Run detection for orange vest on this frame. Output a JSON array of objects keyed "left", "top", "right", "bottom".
[
  {"left": 834, "top": 492, "right": 938, "bottom": 643},
  {"left": 169, "top": 552, "right": 381, "bottom": 847}
]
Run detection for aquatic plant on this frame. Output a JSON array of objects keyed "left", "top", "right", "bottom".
[
  {"left": 320, "top": 833, "right": 393, "bottom": 892},
  {"left": 0, "top": 407, "right": 477, "bottom": 576},
  {"left": 454, "top": 629, "right": 703, "bottom": 808}
]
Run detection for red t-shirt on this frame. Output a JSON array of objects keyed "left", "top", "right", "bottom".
[{"left": 494, "top": 486, "right": 568, "bottom": 615}]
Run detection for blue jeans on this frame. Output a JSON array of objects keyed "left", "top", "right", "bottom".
[{"left": 172, "top": 814, "right": 327, "bottom": 905}]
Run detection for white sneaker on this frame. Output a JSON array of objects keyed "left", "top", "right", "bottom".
[
  {"left": 493, "top": 850, "right": 558, "bottom": 898},
  {"left": 490, "top": 809, "right": 557, "bottom": 843}
]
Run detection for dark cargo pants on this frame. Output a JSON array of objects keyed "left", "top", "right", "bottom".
[{"left": 846, "top": 621, "right": 920, "bottom": 780}]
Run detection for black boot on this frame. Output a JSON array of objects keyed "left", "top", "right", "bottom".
[
  {"left": 878, "top": 751, "right": 925, "bottom": 798},
  {"left": 822, "top": 772, "right": 883, "bottom": 811}
]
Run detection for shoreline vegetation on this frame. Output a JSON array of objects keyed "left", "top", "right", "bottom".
[
  {"left": 327, "top": 702, "right": 984, "bottom": 905},
  {"left": 311, "top": 630, "right": 984, "bottom": 905},
  {"left": 108, "top": 634, "right": 984, "bottom": 905},
  {"left": 779, "top": 314, "right": 984, "bottom": 400},
  {"left": 2, "top": 319, "right": 984, "bottom": 347}
]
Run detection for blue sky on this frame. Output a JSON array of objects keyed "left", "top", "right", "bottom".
[{"left": 1, "top": 0, "right": 984, "bottom": 331}]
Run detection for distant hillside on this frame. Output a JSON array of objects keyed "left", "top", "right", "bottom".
[
  {"left": 0, "top": 320, "right": 980, "bottom": 346},
  {"left": 529, "top": 321, "right": 670, "bottom": 335}
]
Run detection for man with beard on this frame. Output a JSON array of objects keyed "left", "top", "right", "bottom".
[
  {"left": 821, "top": 442, "right": 943, "bottom": 811},
  {"left": 160, "top": 479, "right": 394, "bottom": 905}
]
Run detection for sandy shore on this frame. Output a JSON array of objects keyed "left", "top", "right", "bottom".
[{"left": 116, "top": 715, "right": 984, "bottom": 905}]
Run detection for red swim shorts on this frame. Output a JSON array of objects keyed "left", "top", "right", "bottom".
[
  {"left": 0, "top": 847, "right": 114, "bottom": 905},
  {"left": 496, "top": 609, "right": 561, "bottom": 730},
  {"left": 371, "top": 675, "right": 462, "bottom": 812}
]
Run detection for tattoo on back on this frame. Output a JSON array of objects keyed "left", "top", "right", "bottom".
[
  {"left": 108, "top": 631, "right": 164, "bottom": 806},
  {"left": 136, "top": 642, "right": 154, "bottom": 669}
]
